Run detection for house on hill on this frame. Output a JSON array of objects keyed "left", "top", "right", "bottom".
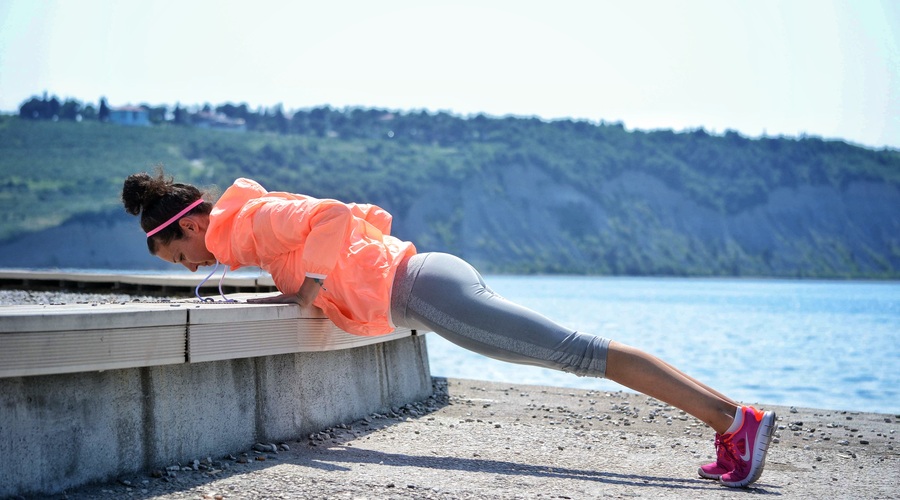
[
  {"left": 192, "top": 111, "right": 246, "bottom": 131},
  {"left": 109, "top": 105, "right": 150, "bottom": 126}
]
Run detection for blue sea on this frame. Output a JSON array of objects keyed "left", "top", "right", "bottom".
[{"left": 424, "top": 276, "right": 900, "bottom": 415}]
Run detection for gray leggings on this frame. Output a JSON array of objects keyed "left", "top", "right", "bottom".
[{"left": 390, "top": 252, "right": 612, "bottom": 378}]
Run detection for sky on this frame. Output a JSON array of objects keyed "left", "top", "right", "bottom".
[{"left": 1, "top": 0, "right": 898, "bottom": 149}]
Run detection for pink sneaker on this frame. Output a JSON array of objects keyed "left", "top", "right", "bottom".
[
  {"left": 698, "top": 433, "right": 734, "bottom": 479},
  {"left": 719, "top": 406, "right": 776, "bottom": 488}
]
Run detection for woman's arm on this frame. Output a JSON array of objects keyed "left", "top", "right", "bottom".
[{"left": 247, "top": 276, "right": 323, "bottom": 309}]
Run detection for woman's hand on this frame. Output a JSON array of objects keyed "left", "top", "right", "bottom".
[
  {"left": 246, "top": 292, "right": 302, "bottom": 304},
  {"left": 246, "top": 276, "right": 324, "bottom": 312}
]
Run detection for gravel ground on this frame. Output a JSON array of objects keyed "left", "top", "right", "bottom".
[
  {"left": 47, "top": 379, "right": 898, "bottom": 500},
  {"left": 4, "top": 290, "right": 899, "bottom": 499}
]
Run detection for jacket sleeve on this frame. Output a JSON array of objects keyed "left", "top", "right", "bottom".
[
  {"left": 251, "top": 198, "right": 352, "bottom": 280},
  {"left": 349, "top": 203, "right": 393, "bottom": 235}
]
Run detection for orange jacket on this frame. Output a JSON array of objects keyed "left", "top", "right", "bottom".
[{"left": 205, "top": 178, "right": 416, "bottom": 336}]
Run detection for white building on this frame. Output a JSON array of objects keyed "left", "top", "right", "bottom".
[{"left": 109, "top": 105, "right": 150, "bottom": 126}]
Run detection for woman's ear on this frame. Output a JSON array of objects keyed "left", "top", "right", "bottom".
[
  {"left": 179, "top": 215, "right": 208, "bottom": 234},
  {"left": 179, "top": 217, "right": 198, "bottom": 233}
]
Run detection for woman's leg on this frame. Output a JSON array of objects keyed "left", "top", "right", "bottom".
[
  {"left": 605, "top": 341, "right": 739, "bottom": 434},
  {"left": 658, "top": 358, "right": 740, "bottom": 408},
  {"left": 392, "top": 253, "right": 612, "bottom": 376},
  {"left": 392, "top": 253, "right": 740, "bottom": 434}
]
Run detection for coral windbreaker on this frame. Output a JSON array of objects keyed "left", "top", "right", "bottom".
[{"left": 205, "top": 178, "right": 416, "bottom": 336}]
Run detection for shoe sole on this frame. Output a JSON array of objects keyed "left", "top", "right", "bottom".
[
  {"left": 720, "top": 410, "right": 776, "bottom": 488},
  {"left": 698, "top": 467, "right": 726, "bottom": 480}
]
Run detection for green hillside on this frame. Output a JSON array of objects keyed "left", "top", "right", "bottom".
[
  {"left": 1, "top": 113, "right": 898, "bottom": 277},
  {"left": 0, "top": 115, "right": 462, "bottom": 239}
]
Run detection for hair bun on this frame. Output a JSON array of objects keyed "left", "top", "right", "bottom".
[{"left": 121, "top": 171, "right": 170, "bottom": 216}]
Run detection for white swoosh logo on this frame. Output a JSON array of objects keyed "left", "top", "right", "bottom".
[{"left": 739, "top": 434, "right": 752, "bottom": 462}]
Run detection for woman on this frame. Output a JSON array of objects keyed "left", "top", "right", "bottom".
[{"left": 122, "top": 170, "right": 775, "bottom": 488}]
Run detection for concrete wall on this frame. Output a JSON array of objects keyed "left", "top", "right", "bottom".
[{"left": 0, "top": 335, "right": 431, "bottom": 498}]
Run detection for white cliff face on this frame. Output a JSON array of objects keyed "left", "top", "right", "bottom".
[
  {"left": 0, "top": 212, "right": 167, "bottom": 270},
  {"left": 397, "top": 164, "right": 900, "bottom": 277}
]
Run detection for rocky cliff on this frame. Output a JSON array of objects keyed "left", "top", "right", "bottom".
[{"left": 397, "top": 164, "right": 900, "bottom": 277}]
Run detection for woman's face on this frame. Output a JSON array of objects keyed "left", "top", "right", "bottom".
[{"left": 153, "top": 216, "right": 217, "bottom": 272}]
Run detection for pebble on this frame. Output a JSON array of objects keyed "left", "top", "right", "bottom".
[{"left": 252, "top": 442, "right": 277, "bottom": 453}]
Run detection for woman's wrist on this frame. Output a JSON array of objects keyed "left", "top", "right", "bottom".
[{"left": 298, "top": 276, "right": 324, "bottom": 305}]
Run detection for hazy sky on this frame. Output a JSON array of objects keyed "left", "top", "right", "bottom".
[{"left": 1, "top": 0, "right": 897, "bottom": 149}]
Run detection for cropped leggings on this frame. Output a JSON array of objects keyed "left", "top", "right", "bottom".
[{"left": 390, "top": 252, "right": 612, "bottom": 378}]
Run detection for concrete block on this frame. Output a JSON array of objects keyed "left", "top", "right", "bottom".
[
  {"left": 187, "top": 302, "right": 415, "bottom": 362},
  {"left": 0, "top": 303, "right": 186, "bottom": 377},
  {"left": 0, "top": 370, "right": 146, "bottom": 494},
  {"left": 0, "top": 335, "right": 431, "bottom": 498}
]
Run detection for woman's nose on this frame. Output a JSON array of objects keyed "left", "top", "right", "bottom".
[{"left": 184, "top": 262, "right": 199, "bottom": 272}]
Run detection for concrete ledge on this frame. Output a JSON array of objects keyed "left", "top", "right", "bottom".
[
  {"left": 0, "top": 298, "right": 432, "bottom": 497},
  {"left": 187, "top": 302, "right": 413, "bottom": 363},
  {"left": 0, "top": 301, "right": 413, "bottom": 377},
  {"left": 1, "top": 303, "right": 188, "bottom": 377}
]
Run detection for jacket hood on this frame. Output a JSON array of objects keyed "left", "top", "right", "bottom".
[{"left": 205, "top": 178, "right": 268, "bottom": 268}]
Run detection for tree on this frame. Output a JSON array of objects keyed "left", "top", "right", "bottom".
[
  {"left": 309, "top": 106, "right": 332, "bottom": 137},
  {"left": 140, "top": 103, "right": 167, "bottom": 124},
  {"left": 290, "top": 109, "right": 310, "bottom": 135},
  {"left": 173, "top": 103, "right": 188, "bottom": 125},
  {"left": 48, "top": 96, "right": 61, "bottom": 120},
  {"left": 81, "top": 104, "right": 97, "bottom": 121},
  {"left": 60, "top": 99, "right": 82, "bottom": 121},
  {"left": 217, "top": 103, "right": 249, "bottom": 120},
  {"left": 272, "top": 104, "right": 288, "bottom": 134},
  {"left": 18, "top": 97, "right": 44, "bottom": 119},
  {"left": 98, "top": 97, "right": 110, "bottom": 122}
]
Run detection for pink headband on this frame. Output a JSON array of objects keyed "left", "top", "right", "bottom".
[{"left": 146, "top": 199, "right": 204, "bottom": 238}]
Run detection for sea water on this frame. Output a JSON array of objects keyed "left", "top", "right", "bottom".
[{"left": 425, "top": 276, "right": 900, "bottom": 415}]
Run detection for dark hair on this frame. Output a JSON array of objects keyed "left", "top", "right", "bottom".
[{"left": 121, "top": 168, "right": 213, "bottom": 254}]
